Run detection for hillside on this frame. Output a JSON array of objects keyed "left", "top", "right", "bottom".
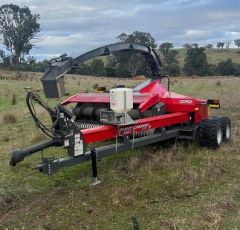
[
  {"left": 0, "top": 71, "right": 240, "bottom": 228},
  {"left": 175, "top": 48, "right": 240, "bottom": 68},
  {"left": 97, "top": 48, "right": 240, "bottom": 74}
]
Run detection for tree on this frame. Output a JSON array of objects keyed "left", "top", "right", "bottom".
[
  {"left": 117, "top": 31, "right": 157, "bottom": 48},
  {"left": 0, "top": 49, "right": 11, "bottom": 67},
  {"left": 76, "top": 63, "right": 91, "bottom": 75},
  {"left": 0, "top": 4, "right": 40, "bottom": 69},
  {"left": 159, "top": 45, "right": 180, "bottom": 76},
  {"left": 234, "top": 39, "right": 240, "bottom": 49},
  {"left": 205, "top": 44, "right": 213, "bottom": 49},
  {"left": 225, "top": 41, "right": 231, "bottom": 49},
  {"left": 163, "top": 49, "right": 178, "bottom": 64},
  {"left": 159, "top": 42, "right": 173, "bottom": 56},
  {"left": 27, "top": 56, "right": 36, "bottom": 65},
  {"left": 115, "top": 31, "right": 157, "bottom": 76},
  {"left": 183, "top": 43, "right": 191, "bottom": 49},
  {"left": 164, "top": 63, "right": 181, "bottom": 76},
  {"left": 90, "top": 59, "right": 106, "bottom": 76},
  {"left": 183, "top": 43, "right": 199, "bottom": 49},
  {"left": 217, "top": 58, "right": 240, "bottom": 76},
  {"left": 217, "top": 42, "right": 224, "bottom": 49},
  {"left": 192, "top": 43, "right": 199, "bottom": 48},
  {"left": 0, "top": 50, "right": 5, "bottom": 63},
  {"left": 184, "top": 47, "right": 209, "bottom": 76}
]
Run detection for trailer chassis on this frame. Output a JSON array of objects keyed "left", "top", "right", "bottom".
[{"left": 37, "top": 125, "right": 196, "bottom": 180}]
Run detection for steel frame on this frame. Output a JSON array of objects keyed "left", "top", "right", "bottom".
[{"left": 38, "top": 129, "right": 181, "bottom": 175}]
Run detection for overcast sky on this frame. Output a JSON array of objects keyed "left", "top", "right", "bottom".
[{"left": 0, "top": 0, "right": 240, "bottom": 60}]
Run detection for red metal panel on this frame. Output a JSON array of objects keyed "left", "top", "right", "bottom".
[
  {"left": 138, "top": 94, "right": 159, "bottom": 112},
  {"left": 81, "top": 112, "right": 190, "bottom": 143},
  {"left": 139, "top": 79, "right": 160, "bottom": 94},
  {"left": 194, "top": 101, "right": 208, "bottom": 124},
  {"left": 62, "top": 93, "right": 150, "bottom": 105},
  {"left": 160, "top": 97, "right": 197, "bottom": 113},
  {"left": 62, "top": 93, "right": 110, "bottom": 105}
]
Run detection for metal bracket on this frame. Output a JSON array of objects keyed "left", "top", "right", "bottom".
[{"left": 42, "top": 157, "right": 55, "bottom": 175}]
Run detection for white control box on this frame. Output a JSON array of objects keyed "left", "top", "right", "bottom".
[{"left": 110, "top": 88, "right": 133, "bottom": 113}]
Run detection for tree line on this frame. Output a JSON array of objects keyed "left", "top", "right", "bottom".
[
  {"left": 74, "top": 37, "right": 240, "bottom": 77},
  {"left": 0, "top": 4, "right": 240, "bottom": 78},
  {"left": 183, "top": 40, "right": 240, "bottom": 49}
]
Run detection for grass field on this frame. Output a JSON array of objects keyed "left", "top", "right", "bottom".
[{"left": 0, "top": 70, "right": 240, "bottom": 229}]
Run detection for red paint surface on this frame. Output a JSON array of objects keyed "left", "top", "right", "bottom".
[
  {"left": 81, "top": 112, "right": 190, "bottom": 143},
  {"left": 62, "top": 79, "right": 209, "bottom": 140}
]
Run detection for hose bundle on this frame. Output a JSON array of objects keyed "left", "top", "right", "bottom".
[{"left": 26, "top": 91, "right": 60, "bottom": 138}]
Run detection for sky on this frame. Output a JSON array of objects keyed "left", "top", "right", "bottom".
[{"left": 0, "top": 0, "right": 240, "bottom": 60}]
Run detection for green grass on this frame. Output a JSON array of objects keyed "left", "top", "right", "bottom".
[
  {"left": 0, "top": 97, "right": 9, "bottom": 112},
  {"left": 0, "top": 70, "right": 240, "bottom": 229}
]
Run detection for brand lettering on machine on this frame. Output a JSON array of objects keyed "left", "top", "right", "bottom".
[
  {"left": 118, "top": 123, "right": 150, "bottom": 136},
  {"left": 179, "top": 99, "right": 193, "bottom": 104}
]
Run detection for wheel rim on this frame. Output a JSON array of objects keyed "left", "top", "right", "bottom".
[
  {"left": 226, "top": 123, "right": 231, "bottom": 140},
  {"left": 217, "top": 127, "right": 223, "bottom": 145}
]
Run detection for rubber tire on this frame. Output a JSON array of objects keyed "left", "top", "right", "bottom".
[
  {"left": 199, "top": 117, "right": 223, "bottom": 149},
  {"left": 220, "top": 116, "right": 231, "bottom": 142}
]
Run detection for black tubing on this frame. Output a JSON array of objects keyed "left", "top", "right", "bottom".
[
  {"left": 58, "top": 104, "right": 73, "bottom": 119},
  {"left": 9, "top": 139, "right": 60, "bottom": 166}
]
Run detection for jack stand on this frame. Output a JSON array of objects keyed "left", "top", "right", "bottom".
[{"left": 90, "top": 148, "right": 101, "bottom": 185}]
